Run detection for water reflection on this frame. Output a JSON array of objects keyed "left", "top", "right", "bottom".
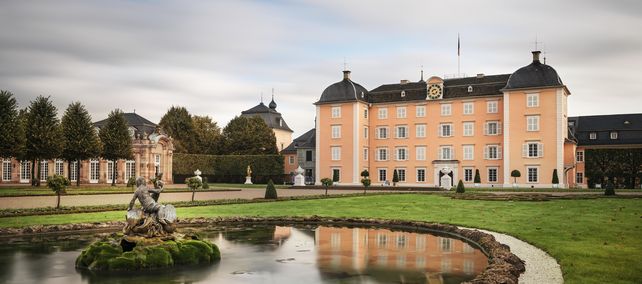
[{"left": 0, "top": 225, "right": 487, "bottom": 284}]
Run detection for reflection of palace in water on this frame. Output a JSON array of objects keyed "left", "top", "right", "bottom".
[{"left": 315, "top": 227, "right": 487, "bottom": 283}]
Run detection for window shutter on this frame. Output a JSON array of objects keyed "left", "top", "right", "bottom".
[
  {"left": 497, "top": 123, "right": 502, "bottom": 135},
  {"left": 483, "top": 146, "right": 488, "bottom": 159},
  {"left": 451, "top": 148, "right": 455, "bottom": 159},
  {"left": 538, "top": 143, "right": 544, "bottom": 157},
  {"left": 498, "top": 147, "right": 502, "bottom": 159},
  {"left": 451, "top": 126, "right": 454, "bottom": 137},
  {"left": 438, "top": 148, "right": 442, "bottom": 160},
  {"left": 522, "top": 143, "right": 528, "bottom": 157},
  {"left": 484, "top": 123, "right": 488, "bottom": 135}
]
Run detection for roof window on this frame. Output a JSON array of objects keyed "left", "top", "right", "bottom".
[{"left": 467, "top": 86, "right": 473, "bottom": 93}]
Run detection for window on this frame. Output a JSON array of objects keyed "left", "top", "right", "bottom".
[
  {"left": 485, "top": 121, "right": 501, "bottom": 135},
  {"left": 364, "top": 108, "right": 368, "bottom": 119},
  {"left": 106, "top": 160, "right": 114, "bottom": 183},
  {"left": 416, "top": 105, "right": 426, "bottom": 117},
  {"left": 40, "top": 160, "right": 49, "bottom": 181},
  {"left": 89, "top": 159, "right": 100, "bottom": 183},
  {"left": 2, "top": 159, "right": 11, "bottom": 181},
  {"left": 439, "top": 123, "right": 453, "bottom": 137},
  {"left": 417, "top": 169, "right": 426, "bottom": 182},
  {"left": 363, "top": 148, "right": 368, "bottom": 161},
  {"left": 332, "top": 169, "right": 341, "bottom": 182},
  {"left": 463, "top": 102, "right": 474, "bottom": 114},
  {"left": 464, "top": 168, "right": 473, "bottom": 182},
  {"left": 306, "top": 150, "right": 313, "bottom": 161},
  {"left": 463, "top": 122, "right": 474, "bottom": 136},
  {"left": 396, "top": 169, "right": 406, "bottom": 182},
  {"left": 527, "top": 93, "right": 539, "bottom": 107},
  {"left": 288, "top": 156, "right": 295, "bottom": 164},
  {"left": 155, "top": 154, "right": 161, "bottom": 174},
  {"left": 364, "top": 127, "right": 368, "bottom": 139},
  {"left": 396, "top": 125, "right": 408, "bottom": 138},
  {"left": 331, "top": 106, "right": 341, "bottom": 118},
  {"left": 484, "top": 145, "right": 502, "bottom": 160},
  {"left": 440, "top": 238, "right": 452, "bottom": 252},
  {"left": 377, "top": 148, "right": 388, "bottom": 161},
  {"left": 488, "top": 168, "right": 498, "bottom": 183},
  {"left": 441, "top": 104, "right": 452, "bottom": 116},
  {"left": 378, "top": 108, "right": 388, "bottom": 119},
  {"left": 376, "top": 127, "right": 388, "bottom": 139},
  {"left": 331, "top": 125, "right": 341, "bottom": 138},
  {"left": 415, "top": 146, "right": 426, "bottom": 161},
  {"left": 396, "top": 106, "right": 407, "bottom": 118},
  {"left": 576, "top": 172, "right": 584, "bottom": 184},
  {"left": 610, "top": 131, "right": 618, "bottom": 139},
  {"left": 20, "top": 160, "right": 31, "bottom": 183},
  {"left": 125, "top": 160, "right": 136, "bottom": 181},
  {"left": 576, "top": 151, "right": 584, "bottom": 162},
  {"left": 396, "top": 147, "right": 408, "bottom": 161},
  {"left": 527, "top": 167, "right": 539, "bottom": 183},
  {"left": 55, "top": 160, "right": 64, "bottom": 176},
  {"left": 463, "top": 145, "right": 474, "bottom": 160},
  {"left": 331, "top": 147, "right": 341, "bottom": 160},
  {"left": 378, "top": 169, "right": 387, "bottom": 182},
  {"left": 439, "top": 146, "right": 453, "bottom": 160},
  {"left": 70, "top": 161, "right": 78, "bottom": 182},
  {"left": 527, "top": 115, "right": 540, "bottom": 131},
  {"left": 377, "top": 234, "right": 388, "bottom": 248},
  {"left": 589, "top": 132, "right": 597, "bottom": 140},
  {"left": 523, "top": 142, "right": 544, "bottom": 158},
  {"left": 467, "top": 86, "right": 473, "bottom": 93},
  {"left": 415, "top": 124, "right": 426, "bottom": 138},
  {"left": 487, "top": 101, "right": 498, "bottom": 113}
]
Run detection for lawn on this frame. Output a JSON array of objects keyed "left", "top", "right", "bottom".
[{"left": 0, "top": 194, "right": 640, "bottom": 283}]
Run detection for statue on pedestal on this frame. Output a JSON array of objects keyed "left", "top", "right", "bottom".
[
  {"left": 294, "top": 166, "right": 305, "bottom": 186},
  {"left": 124, "top": 176, "right": 176, "bottom": 237},
  {"left": 244, "top": 165, "right": 253, "bottom": 184}
]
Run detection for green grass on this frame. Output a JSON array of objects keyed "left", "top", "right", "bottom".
[
  {"left": 0, "top": 194, "right": 640, "bottom": 283},
  {"left": 463, "top": 186, "right": 642, "bottom": 192}
]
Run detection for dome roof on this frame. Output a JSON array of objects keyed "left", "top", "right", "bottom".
[
  {"left": 269, "top": 99, "right": 277, "bottom": 109},
  {"left": 316, "top": 71, "right": 368, "bottom": 104},
  {"left": 504, "top": 51, "right": 564, "bottom": 90}
]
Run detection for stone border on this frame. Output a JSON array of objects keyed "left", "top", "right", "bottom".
[{"left": 0, "top": 216, "right": 525, "bottom": 284}]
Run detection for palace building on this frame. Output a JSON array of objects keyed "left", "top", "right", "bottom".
[
  {"left": 1, "top": 113, "right": 174, "bottom": 185},
  {"left": 313, "top": 51, "right": 640, "bottom": 188},
  {"left": 241, "top": 96, "right": 293, "bottom": 152}
]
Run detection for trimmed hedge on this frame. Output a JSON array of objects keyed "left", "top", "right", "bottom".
[{"left": 173, "top": 153, "right": 285, "bottom": 184}]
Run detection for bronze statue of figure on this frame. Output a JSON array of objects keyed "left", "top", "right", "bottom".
[
  {"left": 128, "top": 177, "right": 163, "bottom": 214},
  {"left": 125, "top": 176, "right": 176, "bottom": 237}
]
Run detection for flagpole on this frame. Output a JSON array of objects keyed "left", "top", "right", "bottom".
[{"left": 457, "top": 33, "right": 461, "bottom": 77}]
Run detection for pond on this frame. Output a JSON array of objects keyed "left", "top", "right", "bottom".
[{"left": 0, "top": 224, "right": 488, "bottom": 284}]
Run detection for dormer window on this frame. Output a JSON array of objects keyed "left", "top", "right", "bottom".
[
  {"left": 278, "top": 118, "right": 283, "bottom": 127},
  {"left": 467, "top": 86, "right": 473, "bottom": 93},
  {"left": 610, "top": 131, "right": 618, "bottom": 139},
  {"left": 589, "top": 132, "right": 597, "bottom": 140},
  {"left": 401, "top": 90, "right": 406, "bottom": 97}
]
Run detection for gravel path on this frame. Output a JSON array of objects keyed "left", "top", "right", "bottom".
[{"left": 460, "top": 226, "right": 564, "bottom": 284}]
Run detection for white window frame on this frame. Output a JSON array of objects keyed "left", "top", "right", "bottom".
[
  {"left": 415, "top": 124, "right": 426, "bottom": 138},
  {"left": 89, "top": 159, "right": 100, "bottom": 183},
  {"left": 485, "top": 121, "right": 501, "bottom": 135},
  {"left": 125, "top": 160, "right": 136, "bottom": 181},
  {"left": 589, "top": 132, "right": 597, "bottom": 140},
  {"left": 20, "top": 160, "right": 31, "bottom": 183},
  {"left": 527, "top": 93, "right": 539, "bottom": 107},
  {"left": 331, "top": 147, "right": 341, "bottom": 161},
  {"left": 441, "top": 104, "right": 452, "bottom": 116},
  {"left": 487, "top": 101, "right": 498, "bottom": 113},
  {"left": 463, "top": 145, "right": 474, "bottom": 160},
  {"left": 523, "top": 142, "right": 544, "bottom": 158},
  {"left": 527, "top": 115, "right": 540, "bottom": 132},
  {"left": 331, "top": 106, "right": 341, "bottom": 118},
  {"left": 463, "top": 168, "right": 474, "bottom": 182},
  {"left": 331, "top": 125, "right": 341, "bottom": 139},
  {"left": 396, "top": 168, "right": 406, "bottom": 182},
  {"left": 364, "top": 108, "right": 368, "bottom": 119},
  {"left": 332, "top": 168, "right": 341, "bottom": 182},
  {"left": 395, "top": 147, "right": 408, "bottom": 161},
  {"left": 527, "top": 166, "right": 539, "bottom": 183},
  {"left": 378, "top": 168, "right": 387, "bottom": 182},
  {"left": 416, "top": 168, "right": 426, "bottom": 182},
  {"left": 488, "top": 167, "right": 498, "bottom": 183},
  {"left": 376, "top": 127, "right": 389, "bottom": 139},
  {"left": 415, "top": 146, "right": 426, "bottom": 161},
  {"left": 484, "top": 145, "right": 502, "bottom": 160},
  {"left": 463, "top": 122, "right": 474, "bottom": 136},
  {"left": 70, "top": 161, "right": 78, "bottom": 182},
  {"left": 576, "top": 172, "right": 584, "bottom": 184},
  {"left": 395, "top": 125, "right": 408, "bottom": 139},
  {"left": 576, "top": 151, "right": 584, "bottom": 162},
  {"left": 40, "top": 160, "right": 49, "bottom": 182},
  {"left": 54, "top": 159, "right": 64, "bottom": 176},
  {"left": 463, "top": 102, "right": 474, "bottom": 115},
  {"left": 2, "top": 159, "right": 11, "bottom": 181},
  {"left": 363, "top": 148, "right": 368, "bottom": 161},
  {"left": 610, "top": 131, "right": 618, "bottom": 140},
  {"left": 106, "top": 160, "right": 114, "bottom": 183},
  {"left": 378, "top": 108, "right": 388, "bottom": 119},
  {"left": 439, "top": 123, "right": 453, "bottom": 137},
  {"left": 377, "top": 148, "right": 388, "bottom": 161},
  {"left": 439, "top": 146, "right": 453, "bottom": 160},
  {"left": 416, "top": 105, "right": 426, "bottom": 117},
  {"left": 396, "top": 106, "right": 407, "bottom": 118},
  {"left": 288, "top": 156, "right": 295, "bottom": 165},
  {"left": 364, "top": 127, "right": 368, "bottom": 139}
]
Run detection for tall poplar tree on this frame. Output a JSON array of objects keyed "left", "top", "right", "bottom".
[
  {"left": 61, "top": 102, "right": 101, "bottom": 186},
  {"left": 25, "top": 96, "right": 63, "bottom": 186},
  {"left": 0, "top": 91, "right": 22, "bottom": 158},
  {"left": 99, "top": 109, "right": 133, "bottom": 186}
]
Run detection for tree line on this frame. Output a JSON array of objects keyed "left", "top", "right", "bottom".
[{"left": 585, "top": 148, "right": 642, "bottom": 189}]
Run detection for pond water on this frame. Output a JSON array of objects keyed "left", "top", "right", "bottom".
[{"left": 0, "top": 224, "right": 488, "bottom": 284}]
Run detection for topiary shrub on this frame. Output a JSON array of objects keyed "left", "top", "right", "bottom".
[
  {"left": 186, "top": 177, "right": 203, "bottom": 202},
  {"left": 392, "top": 169, "right": 399, "bottom": 186},
  {"left": 510, "top": 170, "right": 521, "bottom": 184},
  {"left": 604, "top": 181, "right": 615, "bottom": 196},
  {"left": 264, "top": 179, "right": 277, "bottom": 199},
  {"left": 321, "top": 177, "right": 333, "bottom": 196},
  {"left": 474, "top": 169, "right": 481, "bottom": 185},
  {"left": 361, "top": 177, "right": 371, "bottom": 195},
  {"left": 360, "top": 169, "right": 369, "bottom": 178},
  {"left": 552, "top": 169, "right": 560, "bottom": 188},
  {"left": 456, "top": 180, "right": 465, "bottom": 193},
  {"left": 46, "top": 174, "right": 70, "bottom": 209}
]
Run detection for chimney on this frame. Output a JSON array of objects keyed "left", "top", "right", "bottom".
[
  {"left": 476, "top": 73, "right": 485, "bottom": 78},
  {"left": 532, "top": 51, "right": 541, "bottom": 63},
  {"left": 400, "top": 79, "right": 410, "bottom": 84},
  {"left": 343, "top": 70, "right": 351, "bottom": 80}
]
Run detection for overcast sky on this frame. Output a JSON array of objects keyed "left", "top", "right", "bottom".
[{"left": 2, "top": 0, "right": 641, "bottom": 137}]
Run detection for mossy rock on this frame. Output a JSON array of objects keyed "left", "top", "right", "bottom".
[{"left": 76, "top": 236, "right": 220, "bottom": 271}]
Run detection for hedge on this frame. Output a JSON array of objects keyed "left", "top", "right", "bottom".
[{"left": 173, "top": 153, "right": 285, "bottom": 184}]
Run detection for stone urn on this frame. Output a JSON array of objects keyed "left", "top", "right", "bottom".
[{"left": 294, "top": 166, "right": 305, "bottom": 186}]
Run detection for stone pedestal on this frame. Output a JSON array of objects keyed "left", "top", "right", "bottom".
[
  {"left": 244, "top": 176, "right": 252, "bottom": 184},
  {"left": 294, "top": 166, "right": 305, "bottom": 186}
]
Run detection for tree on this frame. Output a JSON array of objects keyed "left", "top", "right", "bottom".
[
  {"left": 360, "top": 169, "right": 369, "bottom": 179},
  {"left": 61, "top": 102, "right": 101, "bottom": 186},
  {"left": 321, "top": 177, "right": 333, "bottom": 196},
  {"left": 456, "top": 179, "right": 465, "bottom": 193},
  {"left": 264, "top": 179, "right": 278, "bottom": 199},
  {"left": 511, "top": 170, "right": 521, "bottom": 184},
  {"left": 474, "top": 169, "right": 481, "bottom": 184},
  {"left": 99, "top": 109, "right": 133, "bottom": 186},
  {"left": 25, "top": 96, "right": 63, "bottom": 186},
  {"left": 186, "top": 177, "right": 203, "bottom": 202},
  {"left": 0, "top": 90, "right": 22, "bottom": 158},
  {"left": 192, "top": 115, "right": 221, "bottom": 155},
  {"left": 159, "top": 106, "right": 196, "bottom": 153},
  {"left": 220, "top": 116, "right": 277, "bottom": 155},
  {"left": 552, "top": 169, "right": 560, "bottom": 187},
  {"left": 361, "top": 177, "right": 371, "bottom": 195},
  {"left": 47, "top": 174, "right": 70, "bottom": 209},
  {"left": 604, "top": 180, "right": 615, "bottom": 196},
  {"left": 392, "top": 169, "right": 399, "bottom": 186}
]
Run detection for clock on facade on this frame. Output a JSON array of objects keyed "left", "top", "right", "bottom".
[{"left": 428, "top": 84, "right": 442, "bottom": 99}]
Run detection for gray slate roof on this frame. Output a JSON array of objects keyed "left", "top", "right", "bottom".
[
  {"left": 316, "top": 71, "right": 368, "bottom": 104},
  {"left": 282, "top": 128, "right": 315, "bottom": 153},
  {"left": 241, "top": 102, "right": 293, "bottom": 132},
  {"left": 569, "top": 113, "right": 642, "bottom": 146},
  {"left": 504, "top": 52, "right": 563, "bottom": 90},
  {"left": 94, "top": 112, "right": 158, "bottom": 137}
]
